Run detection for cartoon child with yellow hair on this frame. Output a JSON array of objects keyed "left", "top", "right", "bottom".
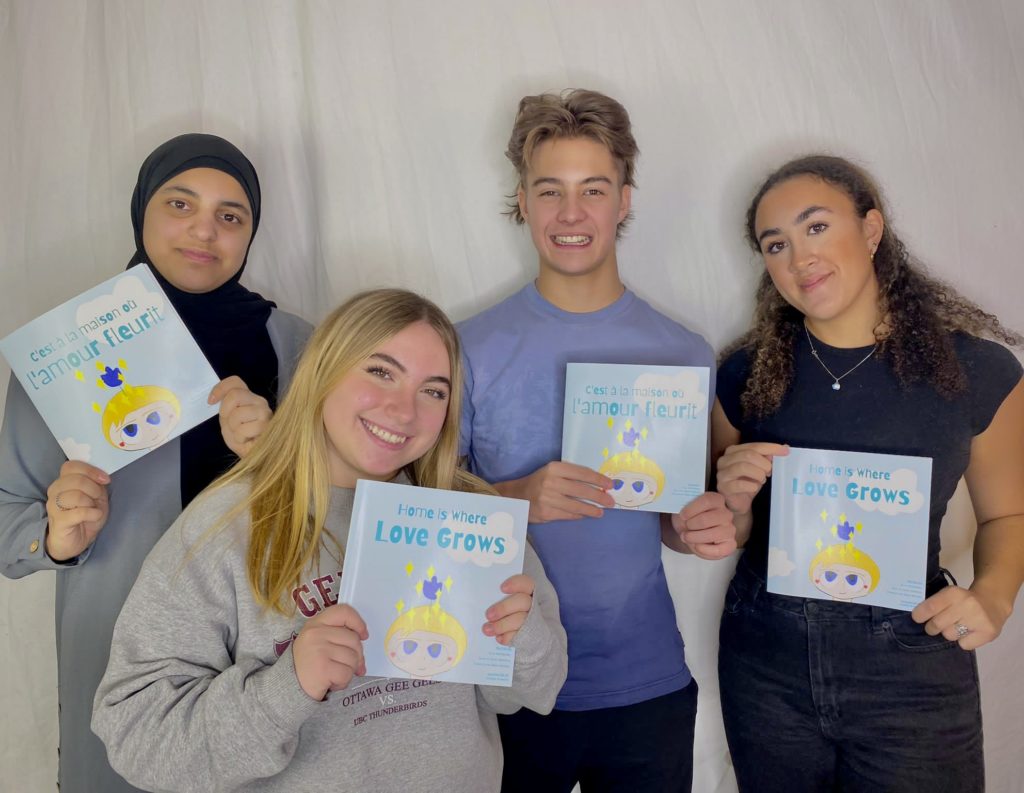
[
  {"left": 599, "top": 418, "right": 665, "bottom": 509},
  {"left": 599, "top": 449, "right": 665, "bottom": 509},
  {"left": 385, "top": 573, "right": 467, "bottom": 679},
  {"left": 93, "top": 361, "right": 181, "bottom": 451},
  {"left": 809, "top": 542, "right": 880, "bottom": 602}
]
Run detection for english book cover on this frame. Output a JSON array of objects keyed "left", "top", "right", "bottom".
[
  {"left": 561, "top": 363, "right": 710, "bottom": 514},
  {"left": 0, "top": 264, "right": 220, "bottom": 473},
  {"left": 768, "top": 447, "right": 933, "bottom": 610},
  {"left": 339, "top": 479, "right": 530, "bottom": 686}
]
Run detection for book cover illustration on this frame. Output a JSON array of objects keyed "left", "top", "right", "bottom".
[
  {"left": 339, "top": 479, "right": 530, "bottom": 686},
  {"left": 0, "top": 264, "right": 220, "bottom": 473},
  {"left": 768, "top": 447, "right": 933, "bottom": 611},
  {"left": 561, "top": 363, "right": 710, "bottom": 514}
]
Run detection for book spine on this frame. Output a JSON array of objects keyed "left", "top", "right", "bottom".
[{"left": 338, "top": 482, "right": 370, "bottom": 605}]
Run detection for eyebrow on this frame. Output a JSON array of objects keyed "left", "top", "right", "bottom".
[
  {"left": 159, "top": 184, "right": 251, "bottom": 216},
  {"left": 529, "top": 175, "right": 615, "bottom": 188},
  {"left": 756, "top": 205, "right": 831, "bottom": 244},
  {"left": 369, "top": 353, "right": 451, "bottom": 388}
]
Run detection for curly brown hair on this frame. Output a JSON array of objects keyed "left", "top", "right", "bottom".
[
  {"left": 727, "top": 155, "right": 1021, "bottom": 420},
  {"left": 503, "top": 88, "right": 638, "bottom": 237}
]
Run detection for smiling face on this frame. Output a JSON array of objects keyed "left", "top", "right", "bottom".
[
  {"left": 609, "top": 472, "right": 659, "bottom": 508},
  {"left": 320, "top": 321, "right": 451, "bottom": 487},
  {"left": 385, "top": 629, "right": 461, "bottom": 678},
  {"left": 107, "top": 400, "right": 180, "bottom": 451},
  {"left": 811, "top": 562, "right": 874, "bottom": 601},
  {"left": 142, "top": 167, "right": 254, "bottom": 294},
  {"left": 518, "top": 137, "right": 631, "bottom": 289},
  {"left": 754, "top": 175, "right": 884, "bottom": 341}
]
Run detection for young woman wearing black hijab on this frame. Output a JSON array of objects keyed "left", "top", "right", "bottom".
[{"left": 0, "top": 133, "right": 311, "bottom": 793}]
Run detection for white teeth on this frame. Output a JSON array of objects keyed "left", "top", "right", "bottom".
[
  {"left": 364, "top": 421, "right": 407, "bottom": 444},
  {"left": 553, "top": 235, "right": 591, "bottom": 245}
]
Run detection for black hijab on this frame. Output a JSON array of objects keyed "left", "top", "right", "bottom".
[{"left": 128, "top": 133, "right": 279, "bottom": 505}]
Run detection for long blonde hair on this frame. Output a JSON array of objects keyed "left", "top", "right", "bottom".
[{"left": 208, "top": 288, "right": 493, "bottom": 614}]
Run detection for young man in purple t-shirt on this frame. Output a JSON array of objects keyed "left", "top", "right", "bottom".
[{"left": 458, "top": 89, "right": 737, "bottom": 792}]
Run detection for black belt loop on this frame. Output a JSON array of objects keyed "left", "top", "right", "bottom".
[{"left": 925, "top": 567, "right": 958, "bottom": 597}]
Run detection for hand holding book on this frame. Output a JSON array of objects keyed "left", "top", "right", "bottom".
[
  {"left": 209, "top": 375, "right": 273, "bottom": 458},
  {"left": 44, "top": 460, "right": 111, "bottom": 561},
  {"left": 483, "top": 573, "right": 535, "bottom": 646},
  {"left": 715, "top": 442, "right": 790, "bottom": 515},
  {"left": 495, "top": 461, "right": 614, "bottom": 523},
  {"left": 292, "top": 604, "right": 370, "bottom": 701},
  {"left": 664, "top": 492, "right": 738, "bottom": 560}
]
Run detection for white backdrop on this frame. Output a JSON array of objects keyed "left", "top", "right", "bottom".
[{"left": 2, "top": 1, "right": 1023, "bottom": 791}]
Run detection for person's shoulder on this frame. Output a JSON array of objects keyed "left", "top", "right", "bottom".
[
  {"left": 456, "top": 286, "right": 532, "bottom": 349},
  {"left": 172, "top": 480, "right": 253, "bottom": 549},
  {"left": 719, "top": 342, "right": 754, "bottom": 374},
  {"left": 628, "top": 293, "right": 714, "bottom": 360},
  {"left": 267, "top": 307, "right": 314, "bottom": 339},
  {"left": 715, "top": 341, "right": 756, "bottom": 400},
  {"left": 952, "top": 331, "right": 1023, "bottom": 374},
  {"left": 458, "top": 286, "right": 530, "bottom": 327},
  {"left": 949, "top": 332, "right": 1023, "bottom": 433}
]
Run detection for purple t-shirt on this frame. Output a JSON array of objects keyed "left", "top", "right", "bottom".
[{"left": 458, "top": 283, "right": 715, "bottom": 710}]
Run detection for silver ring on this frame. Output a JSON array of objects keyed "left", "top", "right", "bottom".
[
  {"left": 54, "top": 493, "right": 73, "bottom": 511},
  {"left": 955, "top": 622, "right": 970, "bottom": 639}
]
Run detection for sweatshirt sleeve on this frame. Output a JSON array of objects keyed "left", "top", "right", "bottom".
[
  {"left": 0, "top": 376, "right": 91, "bottom": 577},
  {"left": 91, "top": 502, "right": 323, "bottom": 792},
  {"left": 476, "top": 541, "right": 567, "bottom": 716}
]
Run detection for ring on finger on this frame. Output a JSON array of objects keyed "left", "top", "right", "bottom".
[
  {"left": 954, "top": 622, "right": 970, "bottom": 640},
  {"left": 54, "top": 492, "right": 73, "bottom": 511}
]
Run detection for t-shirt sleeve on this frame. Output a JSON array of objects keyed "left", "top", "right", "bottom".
[
  {"left": 959, "top": 335, "right": 1024, "bottom": 435},
  {"left": 715, "top": 347, "right": 753, "bottom": 431}
]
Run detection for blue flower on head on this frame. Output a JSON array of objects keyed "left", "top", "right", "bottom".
[
  {"left": 622, "top": 427, "right": 641, "bottom": 447},
  {"left": 836, "top": 520, "right": 856, "bottom": 542},
  {"left": 100, "top": 366, "right": 124, "bottom": 388},
  {"left": 422, "top": 575, "right": 442, "bottom": 601}
]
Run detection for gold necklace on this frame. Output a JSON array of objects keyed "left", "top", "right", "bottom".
[{"left": 804, "top": 325, "right": 878, "bottom": 391}]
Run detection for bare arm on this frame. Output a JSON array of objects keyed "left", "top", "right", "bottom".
[
  {"left": 913, "top": 378, "right": 1024, "bottom": 649},
  {"left": 710, "top": 399, "right": 790, "bottom": 549}
]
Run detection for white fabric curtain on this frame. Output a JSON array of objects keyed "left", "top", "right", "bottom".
[{"left": 2, "top": 1, "right": 1022, "bottom": 790}]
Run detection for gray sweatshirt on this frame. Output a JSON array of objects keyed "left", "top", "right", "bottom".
[{"left": 92, "top": 479, "right": 568, "bottom": 792}]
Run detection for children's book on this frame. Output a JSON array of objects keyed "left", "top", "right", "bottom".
[
  {"left": 560, "top": 363, "right": 710, "bottom": 514},
  {"left": 339, "top": 479, "right": 530, "bottom": 686},
  {"left": 0, "top": 264, "right": 220, "bottom": 473},
  {"left": 768, "top": 447, "right": 933, "bottom": 610}
]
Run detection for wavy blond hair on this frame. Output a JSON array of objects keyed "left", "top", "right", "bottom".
[{"left": 206, "top": 288, "right": 494, "bottom": 614}]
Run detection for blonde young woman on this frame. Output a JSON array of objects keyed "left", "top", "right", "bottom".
[{"left": 92, "top": 288, "right": 568, "bottom": 792}]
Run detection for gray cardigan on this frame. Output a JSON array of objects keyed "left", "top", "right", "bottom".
[{"left": 0, "top": 308, "right": 311, "bottom": 793}]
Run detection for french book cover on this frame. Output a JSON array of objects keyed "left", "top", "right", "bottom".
[
  {"left": 768, "top": 447, "right": 933, "bottom": 610},
  {"left": 339, "top": 479, "right": 530, "bottom": 686},
  {"left": 561, "top": 363, "right": 710, "bottom": 513},
  {"left": 0, "top": 264, "right": 219, "bottom": 473}
]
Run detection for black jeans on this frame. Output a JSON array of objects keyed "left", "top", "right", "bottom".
[
  {"left": 719, "top": 560, "right": 984, "bottom": 792},
  {"left": 498, "top": 681, "right": 698, "bottom": 792}
]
